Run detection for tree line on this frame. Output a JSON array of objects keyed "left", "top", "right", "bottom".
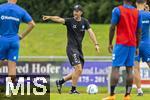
[{"left": 0, "top": 0, "right": 149, "bottom": 23}]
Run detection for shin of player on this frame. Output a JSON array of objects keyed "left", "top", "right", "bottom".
[{"left": 103, "top": 0, "right": 142, "bottom": 100}]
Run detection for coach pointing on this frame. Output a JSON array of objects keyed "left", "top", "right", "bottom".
[{"left": 43, "top": 5, "right": 99, "bottom": 94}]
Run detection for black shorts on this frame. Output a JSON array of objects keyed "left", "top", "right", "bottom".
[{"left": 67, "top": 47, "right": 84, "bottom": 67}]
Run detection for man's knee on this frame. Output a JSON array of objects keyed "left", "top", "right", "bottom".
[
  {"left": 126, "top": 67, "right": 133, "bottom": 74},
  {"left": 111, "top": 67, "right": 120, "bottom": 75},
  {"left": 0, "top": 60, "right": 7, "bottom": 68},
  {"left": 111, "top": 67, "right": 120, "bottom": 82},
  {"left": 74, "top": 64, "right": 83, "bottom": 73},
  {"left": 134, "top": 66, "right": 140, "bottom": 73},
  {"left": 112, "top": 67, "right": 120, "bottom": 71}
]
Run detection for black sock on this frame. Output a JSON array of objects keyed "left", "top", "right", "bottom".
[
  {"left": 59, "top": 78, "right": 65, "bottom": 84},
  {"left": 71, "top": 86, "right": 76, "bottom": 91},
  {"left": 125, "top": 85, "right": 132, "bottom": 96},
  {"left": 110, "top": 85, "right": 116, "bottom": 96}
]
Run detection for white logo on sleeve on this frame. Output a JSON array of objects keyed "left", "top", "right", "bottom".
[
  {"left": 81, "top": 25, "right": 85, "bottom": 32},
  {"left": 1, "top": 15, "right": 20, "bottom": 22},
  {"left": 13, "top": 56, "right": 17, "bottom": 60},
  {"left": 82, "top": 25, "right": 85, "bottom": 29}
]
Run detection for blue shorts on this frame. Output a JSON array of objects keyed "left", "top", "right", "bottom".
[
  {"left": 135, "top": 43, "right": 150, "bottom": 62},
  {"left": 112, "top": 44, "right": 136, "bottom": 67},
  {"left": 0, "top": 36, "right": 20, "bottom": 62}
]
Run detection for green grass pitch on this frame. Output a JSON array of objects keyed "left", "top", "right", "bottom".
[
  {"left": 18, "top": 23, "right": 150, "bottom": 99},
  {"left": 19, "top": 23, "right": 111, "bottom": 56},
  {"left": 50, "top": 87, "right": 150, "bottom": 100},
  {"left": 50, "top": 93, "right": 150, "bottom": 100}
]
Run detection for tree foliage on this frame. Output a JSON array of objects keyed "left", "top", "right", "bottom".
[
  {"left": 16, "top": 0, "right": 114, "bottom": 23},
  {"left": 3, "top": 0, "right": 147, "bottom": 23}
]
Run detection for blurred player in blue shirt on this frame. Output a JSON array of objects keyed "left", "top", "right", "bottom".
[
  {"left": 134, "top": 0, "right": 150, "bottom": 96},
  {"left": 0, "top": 0, "right": 35, "bottom": 86}
]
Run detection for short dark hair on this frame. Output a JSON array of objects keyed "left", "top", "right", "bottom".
[
  {"left": 73, "top": 5, "right": 83, "bottom": 12},
  {"left": 124, "top": 0, "right": 136, "bottom": 3},
  {"left": 136, "top": 0, "right": 146, "bottom": 3}
]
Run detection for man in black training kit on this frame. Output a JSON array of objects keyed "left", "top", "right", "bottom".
[{"left": 43, "top": 5, "right": 99, "bottom": 94}]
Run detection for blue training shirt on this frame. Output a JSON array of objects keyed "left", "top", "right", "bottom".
[
  {"left": 0, "top": 3, "right": 32, "bottom": 38},
  {"left": 139, "top": 10, "right": 150, "bottom": 44},
  {"left": 111, "top": 4, "right": 142, "bottom": 29}
]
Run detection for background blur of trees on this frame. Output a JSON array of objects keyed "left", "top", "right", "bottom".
[
  {"left": 0, "top": 0, "right": 150, "bottom": 23},
  {"left": 17, "top": 0, "right": 113, "bottom": 23}
]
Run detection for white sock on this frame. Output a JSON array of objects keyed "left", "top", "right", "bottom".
[{"left": 137, "top": 88, "right": 143, "bottom": 93}]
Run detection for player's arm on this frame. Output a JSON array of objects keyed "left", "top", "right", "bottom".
[
  {"left": 108, "top": 7, "right": 120, "bottom": 53},
  {"left": 42, "top": 16, "right": 65, "bottom": 24},
  {"left": 136, "top": 12, "right": 142, "bottom": 55},
  {"left": 136, "top": 28, "right": 141, "bottom": 55},
  {"left": 108, "top": 24, "right": 116, "bottom": 53},
  {"left": 87, "top": 28, "right": 100, "bottom": 53},
  {"left": 19, "top": 10, "right": 36, "bottom": 40},
  {"left": 20, "top": 20, "right": 35, "bottom": 40}
]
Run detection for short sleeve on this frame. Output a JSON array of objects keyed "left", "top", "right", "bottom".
[
  {"left": 64, "top": 18, "right": 71, "bottom": 25},
  {"left": 84, "top": 19, "right": 90, "bottom": 30},
  {"left": 22, "top": 10, "right": 32, "bottom": 23},
  {"left": 111, "top": 7, "right": 120, "bottom": 25}
]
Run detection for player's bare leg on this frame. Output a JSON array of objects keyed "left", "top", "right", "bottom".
[
  {"left": 69, "top": 64, "right": 82, "bottom": 94},
  {"left": 0, "top": 61, "right": 4, "bottom": 94},
  {"left": 56, "top": 64, "right": 83, "bottom": 94},
  {"left": 56, "top": 73, "right": 73, "bottom": 94},
  {"left": 103, "top": 67, "right": 120, "bottom": 100},
  {"left": 110, "top": 67, "right": 120, "bottom": 96},
  {"left": 124, "top": 67, "right": 133, "bottom": 100},
  {"left": 0, "top": 60, "right": 6, "bottom": 68},
  {"left": 5, "top": 61, "right": 16, "bottom": 97},
  {"left": 8, "top": 61, "right": 16, "bottom": 83},
  {"left": 134, "top": 61, "right": 143, "bottom": 96},
  {"left": 64, "top": 73, "right": 73, "bottom": 81}
]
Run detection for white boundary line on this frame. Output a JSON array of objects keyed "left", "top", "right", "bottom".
[{"left": 19, "top": 56, "right": 112, "bottom": 59}]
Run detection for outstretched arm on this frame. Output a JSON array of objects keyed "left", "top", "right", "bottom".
[
  {"left": 87, "top": 28, "right": 100, "bottom": 53},
  {"left": 42, "top": 15, "right": 65, "bottom": 24}
]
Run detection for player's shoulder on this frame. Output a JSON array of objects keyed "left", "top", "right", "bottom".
[
  {"left": 15, "top": 4, "right": 27, "bottom": 12},
  {"left": 145, "top": 11, "right": 150, "bottom": 19},
  {"left": 82, "top": 17, "right": 88, "bottom": 21},
  {"left": 0, "top": 3, "right": 26, "bottom": 13},
  {"left": 81, "top": 17, "right": 89, "bottom": 23},
  {"left": 140, "top": 10, "right": 150, "bottom": 18},
  {"left": 0, "top": 3, "right": 8, "bottom": 8},
  {"left": 112, "top": 7, "right": 120, "bottom": 14},
  {"left": 145, "top": 11, "right": 150, "bottom": 16}
]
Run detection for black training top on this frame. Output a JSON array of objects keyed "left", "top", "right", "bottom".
[{"left": 64, "top": 17, "right": 90, "bottom": 50}]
